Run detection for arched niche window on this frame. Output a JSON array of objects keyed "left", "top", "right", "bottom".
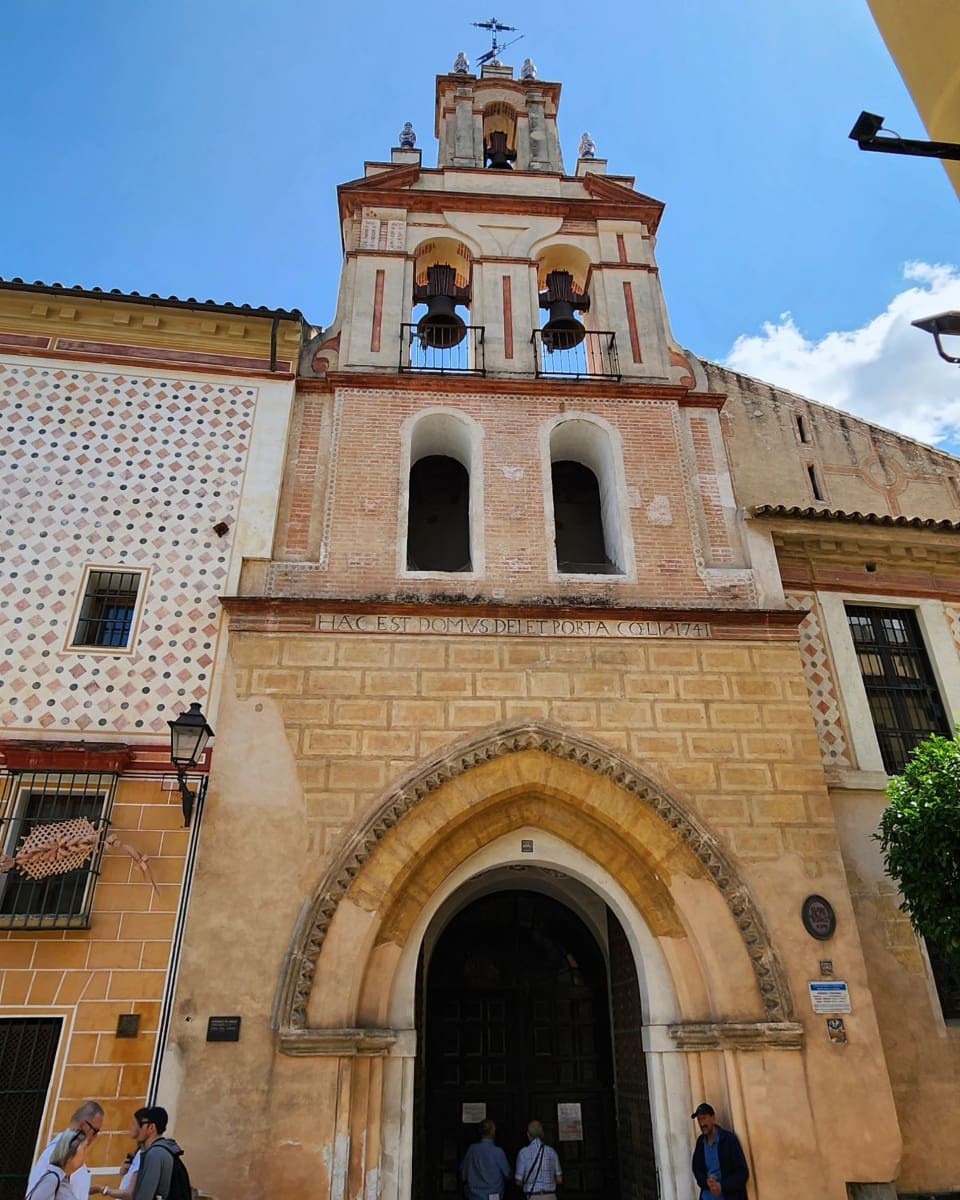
[
  {"left": 482, "top": 102, "right": 518, "bottom": 169},
  {"left": 548, "top": 419, "right": 626, "bottom": 576},
  {"left": 404, "top": 411, "right": 479, "bottom": 574},
  {"left": 409, "top": 239, "right": 474, "bottom": 363}
]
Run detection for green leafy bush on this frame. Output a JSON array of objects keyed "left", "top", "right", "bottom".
[{"left": 878, "top": 730, "right": 960, "bottom": 957}]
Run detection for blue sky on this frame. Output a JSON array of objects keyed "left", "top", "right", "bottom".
[{"left": 3, "top": 1, "right": 959, "bottom": 446}]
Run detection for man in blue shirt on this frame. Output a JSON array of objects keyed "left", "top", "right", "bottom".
[
  {"left": 691, "top": 1103, "right": 750, "bottom": 1200},
  {"left": 460, "top": 1120, "right": 511, "bottom": 1200}
]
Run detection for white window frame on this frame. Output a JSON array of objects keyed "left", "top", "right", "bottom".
[
  {"left": 818, "top": 592, "right": 960, "bottom": 776},
  {"left": 541, "top": 413, "right": 636, "bottom": 582},
  {"left": 64, "top": 565, "right": 149, "bottom": 655},
  {"left": 398, "top": 409, "right": 485, "bottom": 580}
]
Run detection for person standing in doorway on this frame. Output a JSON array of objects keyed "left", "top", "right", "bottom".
[
  {"left": 515, "top": 1120, "right": 562, "bottom": 1200},
  {"left": 460, "top": 1119, "right": 511, "bottom": 1200},
  {"left": 691, "top": 1102, "right": 749, "bottom": 1200},
  {"left": 27, "top": 1101, "right": 104, "bottom": 1200}
]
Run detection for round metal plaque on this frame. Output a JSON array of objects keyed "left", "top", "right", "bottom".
[{"left": 802, "top": 894, "right": 836, "bottom": 941}]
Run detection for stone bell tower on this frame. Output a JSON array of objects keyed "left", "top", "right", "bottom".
[{"left": 315, "top": 57, "right": 709, "bottom": 395}]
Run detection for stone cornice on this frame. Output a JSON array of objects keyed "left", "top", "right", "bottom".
[
  {"left": 668, "top": 1021, "right": 805, "bottom": 1051},
  {"left": 277, "top": 1027, "right": 398, "bottom": 1057},
  {"left": 296, "top": 371, "right": 722, "bottom": 405}
]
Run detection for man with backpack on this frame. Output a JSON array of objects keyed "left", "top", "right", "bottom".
[{"left": 130, "top": 1108, "right": 190, "bottom": 1200}]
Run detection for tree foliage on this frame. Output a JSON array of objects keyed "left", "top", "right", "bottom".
[{"left": 878, "top": 730, "right": 960, "bottom": 958}]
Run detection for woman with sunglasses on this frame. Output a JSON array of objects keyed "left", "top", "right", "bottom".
[{"left": 26, "top": 1129, "right": 88, "bottom": 1200}]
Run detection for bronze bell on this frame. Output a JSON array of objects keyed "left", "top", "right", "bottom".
[
  {"left": 414, "top": 264, "right": 470, "bottom": 349},
  {"left": 484, "top": 130, "right": 517, "bottom": 170},
  {"left": 539, "top": 270, "right": 590, "bottom": 351}
]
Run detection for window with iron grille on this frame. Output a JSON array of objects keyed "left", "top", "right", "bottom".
[
  {"left": 70, "top": 569, "right": 145, "bottom": 650},
  {"left": 0, "top": 1017, "right": 62, "bottom": 1200},
  {"left": 0, "top": 770, "right": 118, "bottom": 929},
  {"left": 926, "top": 938, "right": 960, "bottom": 1023},
  {"left": 845, "top": 605, "right": 950, "bottom": 775}
]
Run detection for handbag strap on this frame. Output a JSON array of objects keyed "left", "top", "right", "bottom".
[
  {"left": 521, "top": 1144, "right": 545, "bottom": 1195},
  {"left": 26, "top": 1170, "right": 62, "bottom": 1200}
]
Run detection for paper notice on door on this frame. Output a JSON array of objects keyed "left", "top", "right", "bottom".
[
  {"left": 557, "top": 1102, "right": 583, "bottom": 1141},
  {"left": 462, "top": 1102, "right": 486, "bottom": 1123}
]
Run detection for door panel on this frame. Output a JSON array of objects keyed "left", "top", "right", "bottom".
[{"left": 419, "top": 891, "right": 619, "bottom": 1200}]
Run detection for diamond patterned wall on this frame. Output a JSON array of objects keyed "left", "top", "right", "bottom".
[
  {"left": 785, "top": 590, "right": 851, "bottom": 768},
  {"left": 0, "top": 360, "right": 258, "bottom": 735}
]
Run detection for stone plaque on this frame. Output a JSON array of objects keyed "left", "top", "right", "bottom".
[
  {"left": 462, "top": 1102, "right": 486, "bottom": 1123},
  {"left": 801, "top": 894, "right": 836, "bottom": 941},
  {"left": 206, "top": 1016, "right": 242, "bottom": 1042},
  {"left": 359, "top": 219, "right": 381, "bottom": 250},
  {"left": 386, "top": 220, "right": 406, "bottom": 251}
]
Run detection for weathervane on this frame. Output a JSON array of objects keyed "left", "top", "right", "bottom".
[{"left": 473, "top": 16, "right": 524, "bottom": 67}]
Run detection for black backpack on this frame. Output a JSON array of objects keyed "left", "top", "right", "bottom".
[{"left": 155, "top": 1146, "right": 192, "bottom": 1200}]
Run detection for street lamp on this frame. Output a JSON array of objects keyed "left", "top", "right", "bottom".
[
  {"left": 849, "top": 111, "right": 960, "bottom": 162},
  {"left": 912, "top": 312, "right": 960, "bottom": 365},
  {"left": 168, "top": 702, "right": 214, "bottom": 827}
]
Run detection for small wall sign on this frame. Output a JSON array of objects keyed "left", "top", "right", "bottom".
[
  {"left": 809, "top": 981, "right": 851, "bottom": 1014},
  {"left": 206, "top": 1016, "right": 242, "bottom": 1042},
  {"left": 557, "top": 1103, "right": 583, "bottom": 1141},
  {"left": 521, "top": 840, "right": 534, "bottom": 853},
  {"left": 461, "top": 1102, "right": 486, "bottom": 1123},
  {"left": 801, "top": 894, "right": 836, "bottom": 941},
  {"left": 826, "top": 1018, "right": 847, "bottom": 1044},
  {"left": 116, "top": 1014, "right": 141, "bottom": 1039}
]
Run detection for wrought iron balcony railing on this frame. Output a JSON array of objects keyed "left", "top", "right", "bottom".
[
  {"left": 532, "top": 329, "right": 620, "bottom": 380},
  {"left": 399, "top": 324, "right": 485, "bottom": 375}
]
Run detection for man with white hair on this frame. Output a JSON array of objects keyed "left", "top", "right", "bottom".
[
  {"left": 515, "top": 1120, "right": 563, "bottom": 1200},
  {"left": 28, "top": 1100, "right": 104, "bottom": 1200}
]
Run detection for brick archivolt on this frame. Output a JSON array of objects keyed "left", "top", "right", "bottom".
[{"left": 274, "top": 720, "right": 793, "bottom": 1046}]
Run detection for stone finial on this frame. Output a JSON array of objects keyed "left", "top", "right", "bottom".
[
  {"left": 520, "top": 57, "right": 537, "bottom": 80},
  {"left": 453, "top": 51, "right": 470, "bottom": 73},
  {"left": 398, "top": 122, "right": 416, "bottom": 150},
  {"left": 578, "top": 132, "right": 597, "bottom": 160}
]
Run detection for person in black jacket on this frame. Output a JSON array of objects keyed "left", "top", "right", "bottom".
[{"left": 690, "top": 1103, "right": 749, "bottom": 1200}]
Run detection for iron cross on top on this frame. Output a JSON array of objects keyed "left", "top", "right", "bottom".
[{"left": 473, "top": 16, "right": 520, "bottom": 66}]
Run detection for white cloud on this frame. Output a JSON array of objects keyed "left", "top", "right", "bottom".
[{"left": 723, "top": 262, "right": 960, "bottom": 449}]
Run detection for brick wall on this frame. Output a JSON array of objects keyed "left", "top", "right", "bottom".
[{"left": 270, "top": 386, "right": 753, "bottom": 607}]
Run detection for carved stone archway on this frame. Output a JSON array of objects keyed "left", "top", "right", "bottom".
[{"left": 274, "top": 720, "right": 794, "bottom": 1039}]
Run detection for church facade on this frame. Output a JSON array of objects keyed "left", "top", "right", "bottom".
[
  {"left": 164, "top": 62, "right": 960, "bottom": 1200},
  {"left": 4, "top": 55, "right": 960, "bottom": 1200}
]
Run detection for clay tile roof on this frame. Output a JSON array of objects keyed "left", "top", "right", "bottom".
[
  {"left": 751, "top": 503, "right": 960, "bottom": 533},
  {"left": 0, "top": 276, "right": 303, "bottom": 321}
]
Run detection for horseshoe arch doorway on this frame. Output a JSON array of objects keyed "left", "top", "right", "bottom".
[{"left": 413, "top": 882, "right": 660, "bottom": 1200}]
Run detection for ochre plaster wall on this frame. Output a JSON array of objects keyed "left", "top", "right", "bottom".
[
  {"left": 0, "top": 777, "right": 190, "bottom": 1174},
  {"left": 834, "top": 787, "right": 960, "bottom": 1191},
  {"left": 169, "top": 627, "right": 901, "bottom": 1200}
]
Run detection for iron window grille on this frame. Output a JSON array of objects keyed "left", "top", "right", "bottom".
[
  {"left": 0, "top": 770, "right": 118, "bottom": 929},
  {"left": 845, "top": 605, "right": 951, "bottom": 775},
  {"left": 0, "top": 1017, "right": 63, "bottom": 1200},
  {"left": 926, "top": 938, "right": 960, "bottom": 1023},
  {"left": 70, "top": 569, "right": 145, "bottom": 649}
]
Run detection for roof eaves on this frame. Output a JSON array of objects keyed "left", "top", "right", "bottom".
[
  {"left": 0, "top": 276, "right": 303, "bottom": 323},
  {"left": 751, "top": 503, "right": 960, "bottom": 533}
]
